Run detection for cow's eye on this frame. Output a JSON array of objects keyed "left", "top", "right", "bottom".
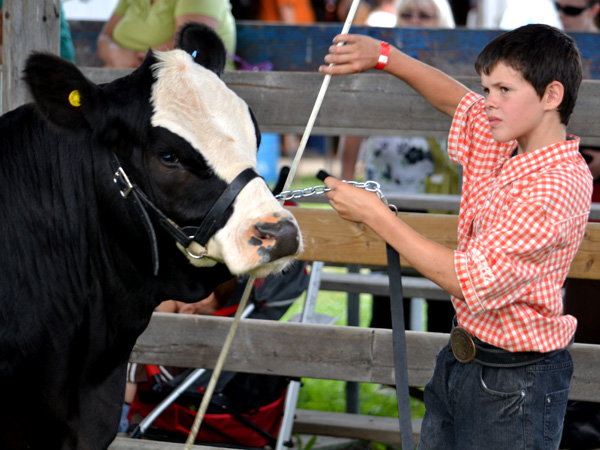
[{"left": 159, "top": 152, "right": 180, "bottom": 166}]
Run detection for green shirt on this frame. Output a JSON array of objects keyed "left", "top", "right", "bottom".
[
  {"left": 0, "top": 0, "right": 75, "bottom": 62},
  {"left": 112, "top": 0, "right": 236, "bottom": 68}
]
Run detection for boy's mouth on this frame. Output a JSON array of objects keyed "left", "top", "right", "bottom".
[{"left": 488, "top": 116, "right": 501, "bottom": 127}]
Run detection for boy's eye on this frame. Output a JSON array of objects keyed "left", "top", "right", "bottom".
[
  {"left": 500, "top": 87, "right": 509, "bottom": 93},
  {"left": 482, "top": 87, "right": 489, "bottom": 95}
]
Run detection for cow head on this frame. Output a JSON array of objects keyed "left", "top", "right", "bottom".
[{"left": 23, "top": 24, "right": 302, "bottom": 281}]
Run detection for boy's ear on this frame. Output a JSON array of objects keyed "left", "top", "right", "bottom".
[{"left": 544, "top": 81, "right": 564, "bottom": 112}]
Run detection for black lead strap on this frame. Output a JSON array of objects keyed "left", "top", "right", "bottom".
[
  {"left": 387, "top": 243, "right": 414, "bottom": 449},
  {"left": 315, "top": 169, "right": 413, "bottom": 446}
]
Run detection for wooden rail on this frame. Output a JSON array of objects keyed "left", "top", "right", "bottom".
[
  {"left": 66, "top": 69, "right": 600, "bottom": 146},
  {"left": 292, "top": 208, "right": 600, "bottom": 280},
  {"left": 131, "top": 311, "right": 600, "bottom": 404},
  {"left": 319, "top": 271, "right": 450, "bottom": 300},
  {"left": 109, "top": 438, "right": 228, "bottom": 450}
]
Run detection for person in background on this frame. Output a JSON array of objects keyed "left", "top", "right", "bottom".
[
  {"left": 0, "top": 0, "right": 75, "bottom": 64},
  {"left": 560, "top": 148, "right": 600, "bottom": 450},
  {"left": 555, "top": 0, "right": 600, "bottom": 31},
  {"left": 466, "top": 0, "right": 562, "bottom": 29},
  {"left": 122, "top": 277, "right": 239, "bottom": 425},
  {"left": 339, "top": 0, "right": 458, "bottom": 334},
  {"left": 311, "top": 0, "right": 347, "bottom": 22},
  {"left": 258, "top": 0, "right": 316, "bottom": 23},
  {"left": 498, "top": 0, "right": 562, "bottom": 29},
  {"left": 121, "top": 262, "right": 308, "bottom": 434},
  {"left": 365, "top": 0, "right": 398, "bottom": 27},
  {"left": 257, "top": 0, "right": 317, "bottom": 156},
  {"left": 97, "top": 0, "right": 236, "bottom": 69},
  {"left": 556, "top": 2, "right": 600, "bottom": 447},
  {"left": 230, "top": 0, "right": 261, "bottom": 20},
  {"left": 333, "top": 0, "right": 376, "bottom": 24}
]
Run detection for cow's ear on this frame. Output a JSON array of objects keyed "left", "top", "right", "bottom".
[
  {"left": 176, "top": 23, "right": 227, "bottom": 77},
  {"left": 23, "top": 52, "right": 102, "bottom": 129}
]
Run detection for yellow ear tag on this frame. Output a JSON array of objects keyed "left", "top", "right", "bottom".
[{"left": 68, "top": 90, "right": 81, "bottom": 107}]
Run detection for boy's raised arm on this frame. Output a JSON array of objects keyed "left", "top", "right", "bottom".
[{"left": 319, "top": 34, "right": 470, "bottom": 117}]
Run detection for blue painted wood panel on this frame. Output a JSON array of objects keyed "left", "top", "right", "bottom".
[
  {"left": 235, "top": 22, "right": 600, "bottom": 79},
  {"left": 67, "top": 21, "right": 599, "bottom": 79}
]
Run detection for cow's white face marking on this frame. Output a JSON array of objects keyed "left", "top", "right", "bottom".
[{"left": 150, "top": 51, "right": 301, "bottom": 276}]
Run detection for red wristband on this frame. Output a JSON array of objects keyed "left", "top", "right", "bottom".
[{"left": 375, "top": 41, "right": 390, "bottom": 70}]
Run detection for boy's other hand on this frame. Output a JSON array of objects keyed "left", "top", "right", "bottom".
[{"left": 324, "top": 176, "right": 385, "bottom": 224}]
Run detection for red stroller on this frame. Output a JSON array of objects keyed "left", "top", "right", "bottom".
[{"left": 127, "top": 260, "right": 309, "bottom": 448}]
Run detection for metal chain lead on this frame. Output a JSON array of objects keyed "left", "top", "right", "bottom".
[{"left": 276, "top": 180, "right": 389, "bottom": 205}]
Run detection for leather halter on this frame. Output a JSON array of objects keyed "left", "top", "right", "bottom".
[{"left": 109, "top": 152, "right": 261, "bottom": 276}]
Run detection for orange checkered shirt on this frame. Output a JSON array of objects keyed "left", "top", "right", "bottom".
[{"left": 448, "top": 92, "right": 593, "bottom": 352}]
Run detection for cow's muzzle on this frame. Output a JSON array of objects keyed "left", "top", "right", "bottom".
[{"left": 253, "top": 217, "right": 301, "bottom": 262}]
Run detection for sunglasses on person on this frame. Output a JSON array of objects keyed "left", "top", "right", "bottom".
[
  {"left": 554, "top": 2, "right": 591, "bottom": 16},
  {"left": 399, "top": 11, "right": 438, "bottom": 20}
]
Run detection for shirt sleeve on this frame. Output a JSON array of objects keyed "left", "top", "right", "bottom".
[{"left": 447, "top": 92, "right": 483, "bottom": 168}]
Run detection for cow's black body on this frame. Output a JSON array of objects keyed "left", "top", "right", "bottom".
[{"left": 0, "top": 24, "right": 299, "bottom": 450}]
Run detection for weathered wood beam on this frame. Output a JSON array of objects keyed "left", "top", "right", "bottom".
[
  {"left": 295, "top": 193, "right": 600, "bottom": 222},
  {"left": 292, "top": 410, "right": 422, "bottom": 445},
  {"left": 130, "top": 313, "right": 600, "bottom": 403},
  {"left": 319, "top": 272, "right": 451, "bottom": 300},
  {"left": 289, "top": 207, "right": 600, "bottom": 280},
  {"left": 1, "top": 0, "right": 60, "bottom": 113},
  {"left": 221, "top": 72, "right": 600, "bottom": 145},
  {"left": 3, "top": 67, "right": 600, "bottom": 145},
  {"left": 73, "top": 70, "right": 600, "bottom": 143},
  {"left": 109, "top": 437, "right": 226, "bottom": 450}
]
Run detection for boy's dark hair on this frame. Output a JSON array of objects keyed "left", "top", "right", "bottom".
[{"left": 475, "top": 24, "right": 582, "bottom": 125}]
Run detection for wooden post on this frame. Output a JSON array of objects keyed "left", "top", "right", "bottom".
[{"left": 1, "top": 0, "right": 60, "bottom": 114}]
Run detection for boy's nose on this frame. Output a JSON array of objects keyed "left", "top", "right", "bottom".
[{"left": 484, "top": 94, "right": 497, "bottom": 109}]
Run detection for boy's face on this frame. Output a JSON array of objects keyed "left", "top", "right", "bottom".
[{"left": 481, "top": 62, "right": 545, "bottom": 146}]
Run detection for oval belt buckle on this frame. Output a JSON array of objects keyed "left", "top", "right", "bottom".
[{"left": 451, "top": 326, "right": 476, "bottom": 363}]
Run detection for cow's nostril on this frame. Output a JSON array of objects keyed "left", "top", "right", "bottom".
[
  {"left": 255, "top": 218, "right": 300, "bottom": 261},
  {"left": 252, "top": 226, "right": 276, "bottom": 244}
]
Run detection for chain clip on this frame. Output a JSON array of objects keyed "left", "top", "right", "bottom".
[{"left": 276, "top": 179, "right": 392, "bottom": 207}]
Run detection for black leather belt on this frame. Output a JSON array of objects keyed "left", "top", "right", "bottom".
[{"left": 450, "top": 321, "right": 555, "bottom": 368}]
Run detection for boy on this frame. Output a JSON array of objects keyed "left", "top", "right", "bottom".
[{"left": 319, "top": 24, "right": 592, "bottom": 449}]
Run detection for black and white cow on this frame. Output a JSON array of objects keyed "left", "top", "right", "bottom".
[{"left": 0, "top": 24, "right": 301, "bottom": 450}]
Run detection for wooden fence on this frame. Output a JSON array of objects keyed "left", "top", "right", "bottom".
[
  {"left": 125, "top": 209, "right": 600, "bottom": 394},
  {"left": 2, "top": 4, "right": 600, "bottom": 448}
]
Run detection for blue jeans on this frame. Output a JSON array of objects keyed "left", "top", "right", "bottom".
[{"left": 418, "top": 343, "right": 573, "bottom": 450}]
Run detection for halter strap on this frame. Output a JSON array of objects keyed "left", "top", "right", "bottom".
[
  {"left": 110, "top": 152, "right": 261, "bottom": 275},
  {"left": 181, "top": 168, "right": 261, "bottom": 247}
]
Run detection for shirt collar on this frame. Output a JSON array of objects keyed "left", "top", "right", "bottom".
[{"left": 499, "top": 135, "right": 580, "bottom": 186}]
